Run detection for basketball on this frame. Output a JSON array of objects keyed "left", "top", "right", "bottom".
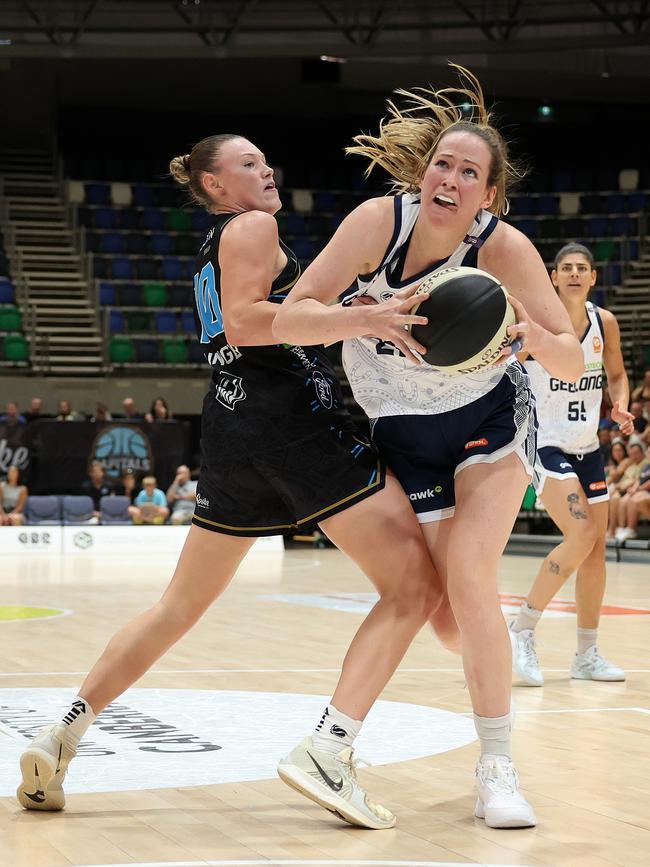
[{"left": 409, "top": 266, "right": 516, "bottom": 373}]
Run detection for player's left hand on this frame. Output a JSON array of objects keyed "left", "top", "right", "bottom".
[{"left": 611, "top": 401, "right": 635, "bottom": 436}]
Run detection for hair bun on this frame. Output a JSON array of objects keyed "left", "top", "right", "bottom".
[{"left": 169, "top": 154, "right": 191, "bottom": 185}]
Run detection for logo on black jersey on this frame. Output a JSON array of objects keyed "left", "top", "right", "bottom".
[
  {"left": 215, "top": 372, "right": 246, "bottom": 411},
  {"left": 312, "top": 370, "right": 333, "bottom": 409}
]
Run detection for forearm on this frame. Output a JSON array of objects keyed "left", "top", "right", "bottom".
[
  {"left": 273, "top": 298, "right": 370, "bottom": 346},
  {"left": 531, "top": 330, "right": 583, "bottom": 383},
  {"left": 225, "top": 300, "right": 281, "bottom": 347},
  {"left": 607, "top": 373, "right": 630, "bottom": 412}
]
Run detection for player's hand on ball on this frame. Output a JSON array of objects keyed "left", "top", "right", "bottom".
[
  {"left": 499, "top": 294, "right": 543, "bottom": 359},
  {"left": 363, "top": 284, "right": 428, "bottom": 364}
]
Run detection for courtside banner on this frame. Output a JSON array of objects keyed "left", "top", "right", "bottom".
[{"left": 21, "top": 420, "right": 189, "bottom": 494}]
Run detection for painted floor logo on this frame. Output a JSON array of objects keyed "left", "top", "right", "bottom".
[
  {"left": 0, "top": 688, "right": 476, "bottom": 796},
  {"left": 262, "top": 592, "right": 650, "bottom": 619},
  {"left": 0, "top": 605, "right": 71, "bottom": 623}
]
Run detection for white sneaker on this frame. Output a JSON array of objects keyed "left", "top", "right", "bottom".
[
  {"left": 475, "top": 754, "right": 537, "bottom": 828},
  {"left": 277, "top": 736, "right": 395, "bottom": 829},
  {"left": 615, "top": 527, "right": 636, "bottom": 542},
  {"left": 509, "top": 624, "right": 544, "bottom": 686},
  {"left": 570, "top": 646, "right": 626, "bottom": 681},
  {"left": 16, "top": 724, "right": 77, "bottom": 811}
]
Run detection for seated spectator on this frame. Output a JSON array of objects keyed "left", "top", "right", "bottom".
[
  {"left": 128, "top": 475, "right": 169, "bottom": 525},
  {"left": 0, "top": 401, "right": 26, "bottom": 426},
  {"left": 113, "top": 468, "right": 138, "bottom": 502},
  {"left": 120, "top": 397, "right": 143, "bottom": 421},
  {"left": 606, "top": 439, "right": 629, "bottom": 490},
  {"left": 631, "top": 369, "right": 650, "bottom": 403},
  {"left": 615, "top": 443, "right": 650, "bottom": 541},
  {"left": 598, "top": 423, "right": 612, "bottom": 464},
  {"left": 630, "top": 400, "right": 647, "bottom": 434},
  {"left": 607, "top": 439, "right": 646, "bottom": 538},
  {"left": 0, "top": 465, "right": 28, "bottom": 526},
  {"left": 24, "top": 396, "right": 45, "bottom": 423},
  {"left": 90, "top": 403, "right": 112, "bottom": 423},
  {"left": 145, "top": 396, "right": 171, "bottom": 423},
  {"left": 56, "top": 399, "right": 84, "bottom": 421},
  {"left": 166, "top": 464, "right": 197, "bottom": 525},
  {"left": 81, "top": 460, "right": 113, "bottom": 519}
]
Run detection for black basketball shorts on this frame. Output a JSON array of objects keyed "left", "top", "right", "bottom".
[{"left": 192, "top": 415, "right": 386, "bottom": 537}]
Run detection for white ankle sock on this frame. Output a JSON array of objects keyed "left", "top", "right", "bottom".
[
  {"left": 474, "top": 712, "right": 512, "bottom": 760},
  {"left": 312, "top": 704, "right": 362, "bottom": 755},
  {"left": 512, "top": 602, "right": 543, "bottom": 633},
  {"left": 59, "top": 696, "right": 96, "bottom": 747},
  {"left": 577, "top": 627, "right": 598, "bottom": 655}
]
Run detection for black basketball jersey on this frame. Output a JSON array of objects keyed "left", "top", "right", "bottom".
[{"left": 192, "top": 213, "right": 349, "bottom": 446}]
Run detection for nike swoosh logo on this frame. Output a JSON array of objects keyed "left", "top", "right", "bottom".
[
  {"left": 24, "top": 789, "right": 46, "bottom": 803},
  {"left": 307, "top": 751, "right": 343, "bottom": 792}
]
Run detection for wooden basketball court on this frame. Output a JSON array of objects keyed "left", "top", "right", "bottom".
[{"left": 0, "top": 541, "right": 648, "bottom": 867}]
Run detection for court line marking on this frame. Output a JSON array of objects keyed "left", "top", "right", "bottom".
[
  {"left": 1, "top": 667, "right": 649, "bottom": 677},
  {"left": 75, "top": 861, "right": 540, "bottom": 867},
  {"left": 461, "top": 706, "right": 649, "bottom": 716}
]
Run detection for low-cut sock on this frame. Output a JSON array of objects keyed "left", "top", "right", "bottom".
[
  {"left": 311, "top": 704, "right": 362, "bottom": 756},
  {"left": 474, "top": 712, "right": 512, "bottom": 760},
  {"left": 577, "top": 627, "right": 598, "bottom": 656},
  {"left": 511, "top": 601, "right": 543, "bottom": 634},
  {"left": 58, "top": 696, "right": 97, "bottom": 748}
]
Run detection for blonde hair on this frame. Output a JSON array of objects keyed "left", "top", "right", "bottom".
[
  {"left": 346, "top": 64, "right": 524, "bottom": 216},
  {"left": 169, "top": 133, "right": 241, "bottom": 211}
]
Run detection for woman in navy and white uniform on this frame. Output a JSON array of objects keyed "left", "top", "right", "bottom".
[
  {"left": 275, "top": 66, "right": 583, "bottom": 829},
  {"left": 509, "top": 243, "right": 634, "bottom": 685}
]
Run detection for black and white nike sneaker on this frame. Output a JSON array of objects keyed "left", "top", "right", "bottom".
[
  {"left": 17, "top": 724, "right": 77, "bottom": 811},
  {"left": 277, "top": 736, "right": 395, "bottom": 829}
]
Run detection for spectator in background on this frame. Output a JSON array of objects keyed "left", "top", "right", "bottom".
[
  {"left": 607, "top": 439, "right": 646, "bottom": 538},
  {"left": 615, "top": 442, "right": 650, "bottom": 542},
  {"left": 145, "top": 397, "right": 171, "bottom": 423},
  {"left": 0, "top": 401, "right": 26, "bottom": 426},
  {"left": 24, "top": 397, "right": 44, "bottom": 423},
  {"left": 81, "top": 460, "right": 113, "bottom": 519},
  {"left": 597, "top": 424, "right": 612, "bottom": 465},
  {"left": 90, "top": 403, "right": 112, "bottom": 423},
  {"left": 629, "top": 400, "right": 647, "bottom": 434},
  {"left": 128, "top": 475, "right": 169, "bottom": 525},
  {"left": 606, "top": 439, "right": 628, "bottom": 490},
  {"left": 121, "top": 397, "right": 143, "bottom": 421},
  {"left": 113, "top": 468, "right": 138, "bottom": 503},
  {"left": 166, "top": 464, "right": 197, "bottom": 525},
  {"left": 0, "top": 465, "right": 28, "bottom": 526},
  {"left": 631, "top": 369, "right": 650, "bottom": 403},
  {"left": 57, "top": 399, "right": 84, "bottom": 421}
]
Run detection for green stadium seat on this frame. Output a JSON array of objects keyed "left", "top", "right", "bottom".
[
  {"left": 593, "top": 239, "right": 617, "bottom": 262},
  {"left": 0, "top": 306, "right": 23, "bottom": 332},
  {"left": 109, "top": 336, "right": 135, "bottom": 364},
  {"left": 162, "top": 338, "right": 188, "bottom": 364},
  {"left": 143, "top": 282, "right": 168, "bottom": 307},
  {"left": 4, "top": 334, "right": 29, "bottom": 361},
  {"left": 125, "top": 311, "right": 152, "bottom": 333},
  {"left": 174, "top": 234, "right": 196, "bottom": 256},
  {"left": 167, "top": 208, "right": 191, "bottom": 232}
]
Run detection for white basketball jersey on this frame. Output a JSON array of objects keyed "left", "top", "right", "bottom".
[
  {"left": 526, "top": 302, "right": 605, "bottom": 454},
  {"left": 341, "top": 192, "right": 505, "bottom": 419}
]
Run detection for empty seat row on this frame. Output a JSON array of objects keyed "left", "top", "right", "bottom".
[
  {"left": 79, "top": 205, "right": 210, "bottom": 232},
  {"left": 24, "top": 495, "right": 132, "bottom": 525},
  {"left": 99, "top": 281, "right": 190, "bottom": 308},
  {"left": 93, "top": 256, "right": 194, "bottom": 282},
  {"left": 108, "top": 309, "right": 195, "bottom": 335},
  {"left": 0, "top": 279, "right": 14, "bottom": 304},
  {"left": 109, "top": 336, "right": 201, "bottom": 365},
  {"left": 511, "top": 216, "right": 639, "bottom": 240},
  {"left": 0, "top": 334, "right": 30, "bottom": 363},
  {"left": 0, "top": 305, "right": 22, "bottom": 332},
  {"left": 86, "top": 231, "right": 199, "bottom": 256},
  {"left": 508, "top": 191, "right": 648, "bottom": 218}
]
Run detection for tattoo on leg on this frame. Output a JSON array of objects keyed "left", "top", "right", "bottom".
[
  {"left": 548, "top": 559, "right": 561, "bottom": 574},
  {"left": 567, "top": 492, "right": 588, "bottom": 520}
]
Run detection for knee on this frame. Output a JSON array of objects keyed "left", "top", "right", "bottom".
[{"left": 378, "top": 538, "right": 441, "bottom": 622}]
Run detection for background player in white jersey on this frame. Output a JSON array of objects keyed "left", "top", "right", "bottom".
[
  {"left": 510, "top": 243, "right": 634, "bottom": 685},
  {"left": 275, "top": 65, "right": 583, "bottom": 829}
]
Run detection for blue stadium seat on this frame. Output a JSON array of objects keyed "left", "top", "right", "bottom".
[
  {"left": 62, "top": 496, "right": 96, "bottom": 525},
  {"left": 100, "top": 495, "right": 132, "bottom": 525},
  {"left": 85, "top": 232, "right": 100, "bottom": 253},
  {"left": 552, "top": 171, "right": 574, "bottom": 193},
  {"left": 155, "top": 310, "right": 178, "bottom": 333},
  {"left": 188, "top": 343, "right": 206, "bottom": 364},
  {"left": 141, "top": 208, "right": 166, "bottom": 231},
  {"left": 628, "top": 240, "right": 639, "bottom": 258},
  {"left": 286, "top": 214, "right": 307, "bottom": 235},
  {"left": 314, "top": 192, "right": 336, "bottom": 212},
  {"left": 94, "top": 207, "right": 118, "bottom": 230},
  {"left": 191, "top": 210, "right": 212, "bottom": 231},
  {"left": 536, "top": 196, "right": 558, "bottom": 216},
  {"left": 292, "top": 237, "right": 315, "bottom": 260},
  {"left": 151, "top": 233, "right": 174, "bottom": 255},
  {"left": 561, "top": 217, "right": 584, "bottom": 239},
  {"left": 25, "top": 496, "right": 61, "bottom": 525},
  {"left": 93, "top": 258, "right": 109, "bottom": 278},
  {"left": 169, "top": 284, "right": 190, "bottom": 307},
  {"left": 514, "top": 219, "right": 538, "bottom": 239},
  {"left": 606, "top": 194, "right": 626, "bottom": 213},
  {"left": 611, "top": 216, "right": 635, "bottom": 236},
  {"left": 112, "top": 257, "right": 135, "bottom": 280},
  {"left": 100, "top": 232, "right": 124, "bottom": 254},
  {"left": 135, "top": 339, "right": 161, "bottom": 363},
  {"left": 109, "top": 309, "right": 126, "bottom": 333},
  {"left": 132, "top": 184, "right": 155, "bottom": 206},
  {"left": 329, "top": 214, "right": 345, "bottom": 232},
  {"left": 137, "top": 259, "right": 159, "bottom": 280},
  {"left": 580, "top": 194, "right": 604, "bottom": 214},
  {"left": 586, "top": 217, "right": 609, "bottom": 238},
  {"left": 99, "top": 281, "right": 116, "bottom": 306},
  {"left": 119, "top": 208, "right": 140, "bottom": 230},
  {"left": 627, "top": 192, "right": 647, "bottom": 212},
  {"left": 85, "top": 183, "right": 110, "bottom": 205},
  {"left": 125, "top": 234, "right": 149, "bottom": 254},
  {"left": 161, "top": 258, "right": 184, "bottom": 281},
  {"left": 181, "top": 310, "right": 195, "bottom": 333},
  {"left": 0, "top": 279, "right": 15, "bottom": 304},
  {"left": 119, "top": 284, "right": 142, "bottom": 306}
]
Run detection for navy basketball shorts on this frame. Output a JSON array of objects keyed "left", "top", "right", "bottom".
[
  {"left": 534, "top": 446, "right": 609, "bottom": 505},
  {"left": 372, "top": 365, "right": 537, "bottom": 523},
  {"left": 192, "top": 414, "right": 385, "bottom": 537}
]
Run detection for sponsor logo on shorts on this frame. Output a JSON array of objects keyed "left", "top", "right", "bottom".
[
  {"left": 312, "top": 369, "right": 333, "bottom": 409},
  {"left": 195, "top": 494, "right": 210, "bottom": 508},
  {"left": 593, "top": 335, "right": 602, "bottom": 353},
  {"left": 589, "top": 480, "right": 607, "bottom": 491},
  {"left": 215, "top": 372, "right": 246, "bottom": 411},
  {"left": 409, "top": 486, "right": 443, "bottom": 501},
  {"left": 464, "top": 438, "right": 488, "bottom": 450}
]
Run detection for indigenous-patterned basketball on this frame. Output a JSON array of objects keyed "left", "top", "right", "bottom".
[{"left": 409, "top": 266, "right": 516, "bottom": 373}]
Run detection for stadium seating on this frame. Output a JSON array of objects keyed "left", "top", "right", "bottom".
[
  {"left": 25, "top": 496, "right": 62, "bottom": 525},
  {"left": 62, "top": 496, "right": 97, "bottom": 524},
  {"left": 99, "top": 495, "right": 133, "bottom": 524}
]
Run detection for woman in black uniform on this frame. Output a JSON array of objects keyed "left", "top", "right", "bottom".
[{"left": 17, "top": 134, "right": 440, "bottom": 830}]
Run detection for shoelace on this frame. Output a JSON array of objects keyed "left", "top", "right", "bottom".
[
  {"left": 584, "top": 647, "right": 615, "bottom": 671},
  {"left": 340, "top": 751, "right": 372, "bottom": 782},
  {"left": 520, "top": 632, "right": 540, "bottom": 667},
  {"left": 478, "top": 757, "right": 518, "bottom": 794}
]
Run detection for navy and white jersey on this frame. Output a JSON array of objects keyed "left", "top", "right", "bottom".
[
  {"left": 526, "top": 301, "right": 605, "bottom": 454},
  {"left": 341, "top": 192, "right": 509, "bottom": 420}
]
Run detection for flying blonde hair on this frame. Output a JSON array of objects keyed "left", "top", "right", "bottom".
[{"left": 347, "top": 64, "right": 524, "bottom": 216}]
